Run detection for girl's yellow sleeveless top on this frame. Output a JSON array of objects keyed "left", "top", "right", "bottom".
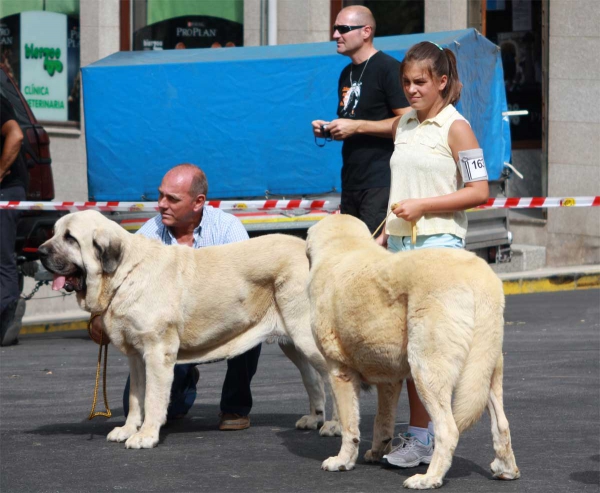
[{"left": 386, "top": 104, "right": 468, "bottom": 239}]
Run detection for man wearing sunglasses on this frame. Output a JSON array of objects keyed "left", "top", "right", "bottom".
[{"left": 312, "top": 6, "right": 408, "bottom": 234}]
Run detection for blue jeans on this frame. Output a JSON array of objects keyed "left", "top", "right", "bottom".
[
  {"left": 387, "top": 233, "right": 464, "bottom": 253},
  {"left": 123, "top": 344, "right": 262, "bottom": 419}
]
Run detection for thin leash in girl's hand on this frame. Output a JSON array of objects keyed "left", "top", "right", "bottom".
[
  {"left": 371, "top": 209, "right": 395, "bottom": 239},
  {"left": 371, "top": 203, "right": 417, "bottom": 244}
]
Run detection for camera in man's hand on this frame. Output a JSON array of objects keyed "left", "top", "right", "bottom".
[{"left": 315, "top": 122, "right": 333, "bottom": 147}]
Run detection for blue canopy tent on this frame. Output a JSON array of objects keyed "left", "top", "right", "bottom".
[{"left": 82, "top": 29, "right": 509, "bottom": 200}]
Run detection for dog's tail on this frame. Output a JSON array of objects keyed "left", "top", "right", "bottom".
[{"left": 452, "top": 285, "right": 504, "bottom": 433}]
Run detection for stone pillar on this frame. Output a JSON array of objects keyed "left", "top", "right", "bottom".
[
  {"left": 49, "top": 0, "right": 120, "bottom": 201},
  {"left": 244, "top": 0, "right": 330, "bottom": 47},
  {"left": 244, "top": 0, "right": 262, "bottom": 46},
  {"left": 546, "top": 0, "right": 600, "bottom": 265},
  {"left": 425, "top": 0, "right": 468, "bottom": 33},
  {"left": 80, "top": 0, "right": 120, "bottom": 67}
]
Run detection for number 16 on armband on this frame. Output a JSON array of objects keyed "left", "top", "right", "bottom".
[{"left": 458, "top": 148, "right": 488, "bottom": 182}]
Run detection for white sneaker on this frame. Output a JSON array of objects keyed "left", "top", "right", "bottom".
[{"left": 381, "top": 432, "right": 434, "bottom": 468}]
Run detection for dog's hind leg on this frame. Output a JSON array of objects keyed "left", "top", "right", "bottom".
[
  {"left": 284, "top": 340, "right": 341, "bottom": 437},
  {"left": 320, "top": 391, "right": 341, "bottom": 437},
  {"left": 124, "top": 346, "right": 177, "bottom": 449},
  {"left": 321, "top": 363, "right": 361, "bottom": 472},
  {"left": 107, "top": 353, "right": 145, "bottom": 443},
  {"left": 279, "top": 341, "right": 326, "bottom": 431},
  {"left": 488, "top": 355, "right": 520, "bottom": 481},
  {"left": 293, "top": 342, "right": 341, "bottom": 437},
  {"left": 276, "top": 291, "right": 341, "bottom": 436},
  {"left": 404, "top": 357, "right": 460, "bottom": 489},
  {"left": 281, "top": 329, "right": 341, "bottom": 436},
  {"left": 364, "top": 381, "right": 403, "bottom": 462}
]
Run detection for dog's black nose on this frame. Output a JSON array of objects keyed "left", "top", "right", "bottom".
[{"left": 38, "top": 244, "right": 50, "bottom": 257}]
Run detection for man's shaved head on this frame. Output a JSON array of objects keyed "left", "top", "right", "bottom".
[{"left": 339, "top": 6, "right": 376, "bottom": 36}]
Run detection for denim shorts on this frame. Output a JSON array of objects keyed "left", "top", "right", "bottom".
[{"left": 387, "top": 233, "right": 465, "bottom": 253}]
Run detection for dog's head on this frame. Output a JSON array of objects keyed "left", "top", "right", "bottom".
[
  {"left": 38, "top": 210, "right": 125, "bottom": 304},
  {"left": 306, "top": 214, "right": 371, "bottom": 266}
]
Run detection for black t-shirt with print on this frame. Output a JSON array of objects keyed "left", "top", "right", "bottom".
[
  {"left": 337, "top": 50, "right": 407, "bottom": 190},
  {"left": 1, "top": 95, "right": 28, "bottom": 190}
]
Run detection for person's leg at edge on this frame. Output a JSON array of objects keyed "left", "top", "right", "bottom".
[
  {"left": 219, "top": 343, "right": 262, "bottom": 430},
  {"left": 0, "top": 186, "right": 26, "bottom": 346},
  {"left": 407, "top": 379, "right": 434, "bottom": 440}
]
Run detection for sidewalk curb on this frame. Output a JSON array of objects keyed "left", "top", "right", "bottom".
[
  {"left": 20, "top": 269, "right": 599, "bottom": 336},
  {"left": 21, "top": 319, "right": 89, "bottom": 335},
  {"left": 501, "top": 272, "right": 600, "bottom": 296}
]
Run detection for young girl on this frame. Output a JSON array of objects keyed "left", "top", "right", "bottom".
[{"left": 377, "top": 41, "right": 489, "bottom": 468}]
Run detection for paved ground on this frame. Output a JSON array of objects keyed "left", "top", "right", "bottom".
[{"left": 1, "top": 289, "right": 599, "bottom": 493}]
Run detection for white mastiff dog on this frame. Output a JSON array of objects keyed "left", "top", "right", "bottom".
[
  {"left": 38, "top": 210, "right": 339, "bottom": 448},
  {"left": 306, "top": 214, "right": 520, "bottom": 490}
]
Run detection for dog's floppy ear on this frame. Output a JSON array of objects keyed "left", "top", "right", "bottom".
[{"left": 93, "top": 228, "right": 123, "bottom": 274}]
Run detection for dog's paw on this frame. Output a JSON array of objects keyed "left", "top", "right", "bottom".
[
  {"left": 321, "top": 456, "right": 355, "bottom": 472},
  {"left": 295, "top": 414, "right": 324, "bottom": 430},
  {"left": 107, "top": 425, "right": 137, "bottom": 443},
  {"left": 403, "top": 474, "right": 442, "bottom": 490},
  {"left": 319, "top": 420, "right": 342, "bottom": 437},
  {"left": 124, "top": 430, "right": 159, "bottom": 449},
  {"left": 490, "top": 458, "right": 521, "bottom": 480},
  {"left": 364, "top": 449, "right": 383, "bottom": 463}
]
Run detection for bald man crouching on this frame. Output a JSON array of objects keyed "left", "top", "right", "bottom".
[{"left": 91, "top": 163, "right": 260, "bottom": 431}]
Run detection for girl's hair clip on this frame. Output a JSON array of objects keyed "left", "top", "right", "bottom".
[{"left": 429, "top": 41, "right": 444, "bottom": 51}]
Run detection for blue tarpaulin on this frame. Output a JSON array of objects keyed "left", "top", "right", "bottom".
[{"left": 82, "top": 29, "right": 510, "bottom": 201}]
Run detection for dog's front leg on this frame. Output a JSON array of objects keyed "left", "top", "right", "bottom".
[
  {"left": 107, "top": 353, "right": 145, "bottom": 443},
  {"left": 364, "top": 381, "right": 403, "bottom": 462},
  {"left": 321, "top": 364, "right": 361, "bottom": 472},
  {"left": 124, "top": 347, "right": 176, "bottom": 449}
]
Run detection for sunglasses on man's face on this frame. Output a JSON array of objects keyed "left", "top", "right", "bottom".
[{"left": 333, "top": 25, "right": 365, "bottom": 35}]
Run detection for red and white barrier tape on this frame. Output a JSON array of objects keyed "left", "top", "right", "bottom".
[
  {"left": 0, "top": 196, "right": 599, "bottom": 212},
  {"left": 475, "top": 196, "right": 600, "bottom": 209},
  {"left": 0, "top": 199, "right": 337, "bottom": 212}
]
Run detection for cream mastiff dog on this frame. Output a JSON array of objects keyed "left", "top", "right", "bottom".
[
  {"left": 306, "top": 214, "right": 520, "bottom": 490},
  {"left": 38, "top": 210, "right": 340, "bottom": 449}
]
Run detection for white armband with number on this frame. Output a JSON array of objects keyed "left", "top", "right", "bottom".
[{"left": 458, "top": 148, "right": 488, "bottom": 183}]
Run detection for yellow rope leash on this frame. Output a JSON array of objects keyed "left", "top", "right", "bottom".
[
  {"left": 87, "top": 313, "right": 112, "bottom": 420},
  {"left": 371, "top": 203, "right": 417, "bottom": 244}
]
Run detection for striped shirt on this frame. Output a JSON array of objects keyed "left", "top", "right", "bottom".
[{"left": 136, "top": 205, "right": 249, "bottom": 248}]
